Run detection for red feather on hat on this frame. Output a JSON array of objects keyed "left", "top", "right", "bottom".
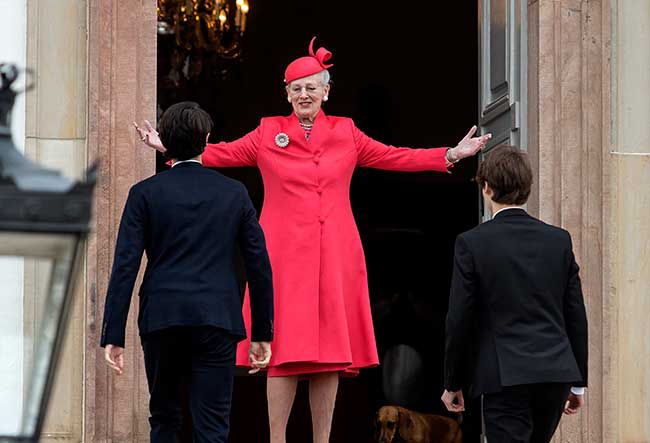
[{"left": 309, "top": 37, "right": 333, "bottom": 69}]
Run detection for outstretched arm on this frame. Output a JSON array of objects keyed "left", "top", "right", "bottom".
[
  {"left": 202, "top": 125, "right": 262, "bottom": 167},
  {"left": 354, "top": 123, "right": 491, "bottom": 172},
  {"left": 134, "top": 120, "right": 262, "bottom": 167}
]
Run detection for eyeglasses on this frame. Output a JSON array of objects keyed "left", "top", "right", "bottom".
[{"left": 287, "top": 84, "right": 323, "bottom": 96}]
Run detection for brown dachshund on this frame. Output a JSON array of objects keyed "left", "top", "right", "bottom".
[{"left": 376, "top": 405, "right": 462, "bottom": 443}]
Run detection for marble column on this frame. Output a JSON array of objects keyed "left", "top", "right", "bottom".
[
  {"left": 85, "top": 1, "right": 157, "bottom": 442},
  {"left": 527, "top": 0, "right": 611, "bottom": 441}
]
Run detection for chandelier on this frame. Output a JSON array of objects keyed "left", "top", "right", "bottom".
[{"left": 157, "top": 0, "right": 250, "bottom": 59}]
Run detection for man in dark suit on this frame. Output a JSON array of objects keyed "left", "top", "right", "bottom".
[
  {"left": 101, "top": 102, "right": 274, "bottom": 443},
  {"left": 441, "top": 145, "right": 588, "bottom": 442}
]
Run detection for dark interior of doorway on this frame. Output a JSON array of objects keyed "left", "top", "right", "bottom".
[{"left": 156, "top": 0, "right": 480, "bottom": 441}]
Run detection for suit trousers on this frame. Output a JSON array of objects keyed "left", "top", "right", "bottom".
[
  {"left": 482, "top": 383, "right": 571, "bottom": 443},
  {"left": 141, "top": 326, "right": 238, "bottom": 443}
]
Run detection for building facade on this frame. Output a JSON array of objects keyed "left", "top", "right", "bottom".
[{"left": 1, "top": 1, "right": 648, "bottom": 441}]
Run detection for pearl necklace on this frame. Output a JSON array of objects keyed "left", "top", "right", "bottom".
[{"left": 299, "top": 121, "right": 314, "bottom": 140}]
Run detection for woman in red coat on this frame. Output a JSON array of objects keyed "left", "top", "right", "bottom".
[{"left": 136, "top": 37, "right": 490, "bottom": 443}]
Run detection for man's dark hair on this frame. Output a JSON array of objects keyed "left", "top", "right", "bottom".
[
  {"left": 475, "top": 145, "right": 533, "bottom": 205},
  {"left": 158, "top": 101, "right": 213, "bottom": 161}
]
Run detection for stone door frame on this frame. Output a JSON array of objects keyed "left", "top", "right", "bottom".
[{"left": 85, "top": 1, "right": 650, "bottom": 442}]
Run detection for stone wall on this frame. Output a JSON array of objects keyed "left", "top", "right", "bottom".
[{"left": 85, "top": 1, "right": 157, "bottom": 442}]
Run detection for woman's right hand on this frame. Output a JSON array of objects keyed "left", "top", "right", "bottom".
[{"left": 133, "top": 120, "right": 166, "bottom": 153}]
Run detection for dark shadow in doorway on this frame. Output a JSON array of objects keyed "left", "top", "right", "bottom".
[{"left": 156, "top": 0, "right": 481, "bottom": 441}]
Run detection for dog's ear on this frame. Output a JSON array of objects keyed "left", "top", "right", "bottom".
[
  {"left": 374, "top": 409, "right": 386, "bottom": 441},
  {"left": 397, "top": 408, "right": 415, "bottom": 440},
  {"left": 373, "top": 412, "right": 379, "bottom": 441},
  {"left": 374, "top": 411, "right": 381, "bottom": 426}
]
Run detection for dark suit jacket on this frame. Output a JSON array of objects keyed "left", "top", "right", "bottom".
[
  {"left": 444, "top": 208, "right": 587, "bottom": 397},
  {"left": 100, "top": 161, "right": 273, "bottom": 347}
]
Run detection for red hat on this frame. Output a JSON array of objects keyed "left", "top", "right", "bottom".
[{"left": 284, "top": 37, "right": 333, "bottom": 84}]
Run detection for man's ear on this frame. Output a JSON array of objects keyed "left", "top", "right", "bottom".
[
  {"left": 483, "top": 182, "right": 495, "bottom": 199},
  {"left": 205, "top": 132, "right": 210, "bottom": 144}
]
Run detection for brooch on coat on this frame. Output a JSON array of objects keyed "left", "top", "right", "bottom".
[{"left": 275, "top": 132, "right": 290, "bottom": 148}]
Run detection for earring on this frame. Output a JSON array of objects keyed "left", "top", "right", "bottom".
[
  {"left": 323, "top": 96, "right": 329, "bottom": 102},
  {"left": 287, "top": 97, "right": 292, "bottom": 103}
]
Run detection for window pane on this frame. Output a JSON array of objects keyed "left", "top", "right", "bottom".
[{"left": 0, "top": 233, "right": 77, "bottom": 438}]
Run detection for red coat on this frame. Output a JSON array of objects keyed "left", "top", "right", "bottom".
[{"left": 202, "top": 111, "right": 449, "bottom": 376}]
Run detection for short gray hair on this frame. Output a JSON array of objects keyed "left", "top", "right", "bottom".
[{"left": 320, "top": 69, "right": 330, "bottom": 85}]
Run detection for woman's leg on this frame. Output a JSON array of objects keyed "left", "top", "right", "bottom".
[
  {"left": 309, "top": 372, "right": 339, "bottom": 443},
  {"left": 267, "top": 375, "right": 299, "bottom": 443}
]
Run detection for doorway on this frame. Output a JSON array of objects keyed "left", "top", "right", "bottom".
[{"left": 156, "top": 1, "right": 480, "bottom": 441}]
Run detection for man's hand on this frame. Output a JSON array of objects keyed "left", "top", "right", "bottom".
[
  {"left": 248, "top": 341, "right": 272, "bottom": 374},
  {"left": 104, "top": 345, "right": 124, "bottom": 375},
  {"left": 564, "top": 393, "right": 584, "bottom": 415},
  {"left": 441, "top": 389, "right": 465, "bottom": 413}
]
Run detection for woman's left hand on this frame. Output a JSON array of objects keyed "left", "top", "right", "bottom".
[{"left": 450, "top": 125, "right": 492, "bottom": 161}]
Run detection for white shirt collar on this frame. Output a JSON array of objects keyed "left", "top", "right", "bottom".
[
  {"left": 492, "top": 206, "right": 525, "bottom": 218},
  {"left": 171, "top": 159, "right": 202, "bottom": 168}
]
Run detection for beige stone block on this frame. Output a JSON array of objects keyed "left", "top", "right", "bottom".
[
  {"left": 615, "top": 1, "right": 650, "bottom": 153},
  {"left": 23, "top": 136, "right": 36, "bottom": 160},
  {"left": 25, "top": 0, "right": 86, "bottom": 140},
  {"left": 616, "top": 154, "right": 650, "bottom": 441},
  {"left": 31, "top": 138, "right": 86, "bottom": 181}
]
